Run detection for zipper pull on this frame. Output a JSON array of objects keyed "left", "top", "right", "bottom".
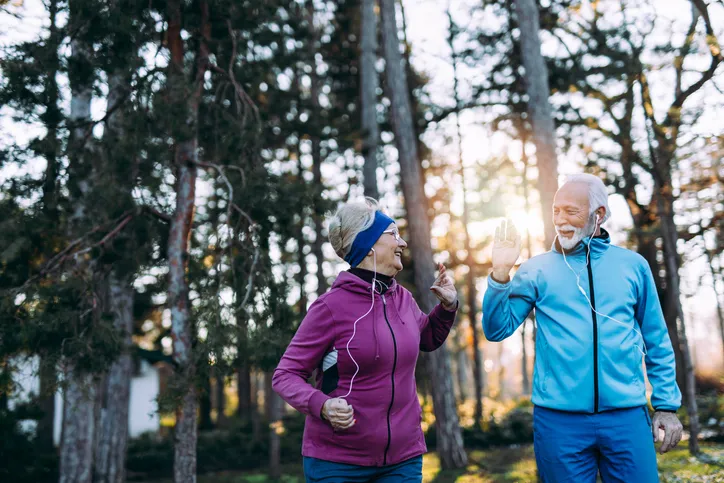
[{"left": 382, "top": 294, "right": 387, "bottom": 305}]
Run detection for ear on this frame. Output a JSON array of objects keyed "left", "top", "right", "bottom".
[{"left": 596, "top": 208, "right": 606, "bottom": 224}]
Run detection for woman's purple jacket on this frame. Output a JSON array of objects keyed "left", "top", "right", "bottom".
[{"left": 272, "top": 271, "right": 457, "bottom": 467}]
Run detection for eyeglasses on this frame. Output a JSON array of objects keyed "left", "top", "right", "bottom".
[{"left": 382, "top": 229, "right": 402, "bottom": 242}]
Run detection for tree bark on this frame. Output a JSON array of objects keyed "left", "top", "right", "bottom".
[
  {"left": 94, "top": 275, "right": 133, "bottom": 483},
  {"left": 61, "top": 374, "right": 97, "bottom": 483},
  {"left": 379, "top": 0, "right": 466, "bottom": 469},
  {"left": 167, "top": 1, "right": 210, "bottom": 480},
  {"left": 512, "top": 0, "right": 559, "bottom": 247},
  {"left": 360, "top": 0, "right": 380, "bottom": 200},
  {"left": 92, "top": 28, "right": 138, "bottom": 474},
  {"left": 60, "top": 3, "right": 96, "bottom": 480}
]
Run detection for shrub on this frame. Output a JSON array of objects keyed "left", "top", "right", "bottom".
[
  {"left": 0, "top": 407, "right": 58, "bottom": 483},
  {"left": 127, "top": 413, "right": 305, "bottom": 480}
]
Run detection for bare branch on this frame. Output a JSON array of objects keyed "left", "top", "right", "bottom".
[
  {"left": 6, "top": 210, "right": 136, "bottom": 295},
  {"left": 665, "top": 0, "right": 723, "bottom": 125}
]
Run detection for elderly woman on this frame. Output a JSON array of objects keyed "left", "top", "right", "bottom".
[{"left": 272, "top": 198, "right": 458, "bottom": 482}]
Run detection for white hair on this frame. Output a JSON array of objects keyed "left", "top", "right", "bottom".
[
  {"left": 563, "top": 173, "right": 612, "bottom": 223},
  {"left": 326, "top": 197, "right": 380, "bottom": 260}
]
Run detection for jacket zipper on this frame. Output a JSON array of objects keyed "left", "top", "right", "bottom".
[
  {"left": 587, "top": 261, "right": 599, "bottom": 413},
  {"left": 381, "top": 294, "right": 397, "bottom": 465}
]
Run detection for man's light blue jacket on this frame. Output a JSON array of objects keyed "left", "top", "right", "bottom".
[{"left": 482, "top": 230, "right": 681, "bottom": 413}]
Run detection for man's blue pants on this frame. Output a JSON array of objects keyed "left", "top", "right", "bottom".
[
  {"left": 534, "top": 406, "right": 659, "bottom": 482},
  {"left": 303, "top": 455, "right": 422, "bottom": 482}
]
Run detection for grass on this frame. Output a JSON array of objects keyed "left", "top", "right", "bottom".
[{"left": 142, "top": 443, "right": 724, "bottom": 482}]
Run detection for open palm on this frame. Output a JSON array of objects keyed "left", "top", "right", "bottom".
[{"left": 492, "top": 220, "right": 521, "bottom": 273}]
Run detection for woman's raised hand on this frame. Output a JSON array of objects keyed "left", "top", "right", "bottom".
[{"left": 430, "top": 263, "right": 458, "bottom": 309}]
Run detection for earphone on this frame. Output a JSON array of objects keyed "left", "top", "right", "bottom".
[
  {"left": 559, "top": 215, "right": 647, "bottom": 358},
  {"left": 336, "top": 248, "right": 378, "bottom": 399}
]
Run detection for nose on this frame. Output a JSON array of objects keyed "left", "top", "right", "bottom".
[
  {"left": 399, "top": 237, "right": 408, "bottom": 248},
  {"left": 553, "top": 211, "right": 564, "bottom": 227}
]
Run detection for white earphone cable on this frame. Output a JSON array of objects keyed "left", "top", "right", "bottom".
[
  {"left": 558, "top": 219, "right": 647, "bottom": 358},
  {"left": 339, "top": 249, "right": 377, "bottom": 399}
]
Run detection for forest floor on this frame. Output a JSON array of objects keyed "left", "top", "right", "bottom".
[{"left": 144, "top": 442, "right": 724, "bottom": 482}]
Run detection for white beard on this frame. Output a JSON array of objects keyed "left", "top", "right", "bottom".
[{"left": 556, "top": 214, "right": 597, "bottom": 250}]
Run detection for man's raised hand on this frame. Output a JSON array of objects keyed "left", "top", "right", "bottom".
[{"left": 491, "top": 219, "right": 521, "bottom": 283}]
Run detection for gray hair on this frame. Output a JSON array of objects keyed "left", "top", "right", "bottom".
[
  {"left": 563, "top": 173, "right": 612, "bottom": 223},
  {"left": 327, "top": 197, "right": 380, "bottom": 260}
]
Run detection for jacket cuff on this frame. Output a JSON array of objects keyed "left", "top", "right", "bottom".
[
  {"left": 433, "top": 302, "right": 457, "bottom": 321},
  {"left": 488, "top": 274, "right": 511, "bottom": 288},
  {"left": 653, "top": 408, "right": 677, "bottom": 413},
  {"left": 441, "top": 300, "right": 459, "bottom": 312},
  {"left": 308, "top": 391, "right": 331, "bottom": 420}
]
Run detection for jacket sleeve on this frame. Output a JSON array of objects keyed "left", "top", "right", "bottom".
[
  {"left": 418, "top": 300, "right": 458, "bottom": 352},
  {"left": 271, "top": 299, "right": 335, "bottom": 419},
  {"left": 482, "top": 267, "right": 537, "bottom": 342},
  {"left": 635, "top": 262, "right": 682, "bottom": 412}
]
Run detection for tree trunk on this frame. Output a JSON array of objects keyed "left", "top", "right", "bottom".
[
  {"left": 513, "top": 0, "right": 559, "bottom": 247},
  {"left": 236, "top": 315, "right": 252, "bottom": 422},
  {"left": 60, "top": 3, "right": 96, "bottom": 479},
  {"left": 215, "top": 370, "right": 227, "bottom": 426},
  {"left": 520, "top": 130, "right": 533, "bottom": 396},
  {"left": 704, "top": 249, "right": 724, "bottom": 359},
  {"left": 199, "top": 374, "right": 213, "bottom": 431},
  {"left": 303, "top": 1, "right": 328, "bottom": 297},
  {"left": 447, "top": 8, "right": 483, "bottom": 424},
  {"left": 94, "top": 275, "right": 133, "bottom": 483},
  {"left": 93, "top": 42, "right": 137, "bottom": 477},
  {"left": 266, "top": 372, "right": 282, "bottom": 479},
  {"left": 360, "top": 0, "right": 380, "bottom": 200},
  {"left": 657, "top": 190, "right": 700, "bottom": 455},
  {"left": 60, "top": 374, "right": 97, "bottom": 483},
  {"left": 167, "top": 1, "right": 209, "bottom": 480},
  {"left": 454, "top": 331, "right": 468, "bottom": 403},
  {"left": 296, "top": 154, "right": 309, "bottom": 317},
  {"left": 251, "top": 372, "right": 262, "bottom": 441},
  {"left": 379, "top": 0, "right": 467, "bottom": 469},
  {"left": 37, "top": 360, "right": 56, "bottom": 451}
]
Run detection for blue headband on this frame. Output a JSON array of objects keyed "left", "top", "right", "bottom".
[{"left": 344, "top": 211, "right": 395, "bottom": 267}]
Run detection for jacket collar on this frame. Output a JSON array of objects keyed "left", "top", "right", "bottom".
[
  {"left": 332, "top": 270, "right": 399, "bottom": 296},
  {"left": 551, "top": 228, "right": 611, "bottom": 259}
]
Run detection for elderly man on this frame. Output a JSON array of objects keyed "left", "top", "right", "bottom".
[{"left": 482, "top": 174, "right": 683, "bottom": 482}]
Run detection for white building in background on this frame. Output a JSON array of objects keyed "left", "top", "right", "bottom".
[{"left": 10, "top": 355, "right": 163, "bottom": 444}]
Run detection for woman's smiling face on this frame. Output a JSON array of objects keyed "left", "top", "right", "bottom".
[{"left": 359, "top": 223, "right": 408, "bottom": 276}]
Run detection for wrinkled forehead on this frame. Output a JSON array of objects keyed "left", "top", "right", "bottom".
[{"left": 553, "top": 182, "right": 589, "bottom": 209}]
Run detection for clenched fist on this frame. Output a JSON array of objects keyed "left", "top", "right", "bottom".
[{"left": 322, "top": 398, "right": 355, "bottom": 431}]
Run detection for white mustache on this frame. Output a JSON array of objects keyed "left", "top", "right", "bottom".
[{"left": 556, "top": 224, "right": 578, "bottom": 234}]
